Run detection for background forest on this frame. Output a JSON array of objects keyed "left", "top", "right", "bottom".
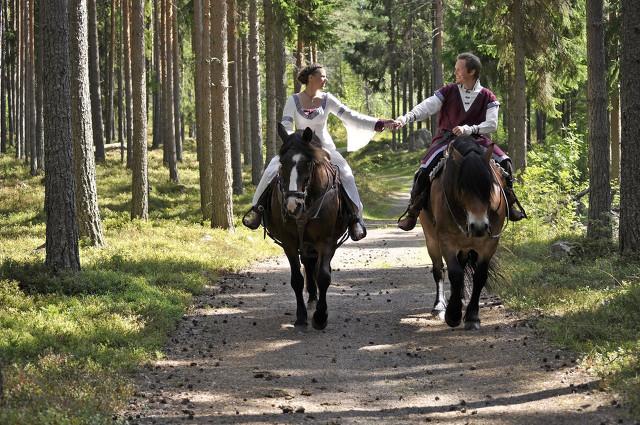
[{"left": 0, "top": 0, "right": 639, "bottom": 423}]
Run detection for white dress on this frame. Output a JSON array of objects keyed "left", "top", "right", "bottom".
[{"left": 252, "top": 92, "right": 379, "bottom": 217}]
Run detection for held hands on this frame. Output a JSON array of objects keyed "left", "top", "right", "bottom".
[{"left": 382, "top": 117, "right": 405, "bottom": 130}]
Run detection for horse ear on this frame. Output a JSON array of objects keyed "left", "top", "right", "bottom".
[
  {"left": 302, "top": 127, "right": 314, "bottom": 143},
  {"left": 277, "top": 123, "right": 289, "bottom": 144},
  {"left": 484, "top": 143, "right": 495, "bottom": 164},
  {"left": 451, "top": 147, "right": 463, "bottom": 163}
]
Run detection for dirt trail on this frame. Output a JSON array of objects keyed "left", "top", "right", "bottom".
[{"left": 122, "top": 225, "right": 628, "bottom": 425}]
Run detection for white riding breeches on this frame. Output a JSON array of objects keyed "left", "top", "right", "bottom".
[{"left": 251, "top": 150, "right": 363, "bottom": 218}]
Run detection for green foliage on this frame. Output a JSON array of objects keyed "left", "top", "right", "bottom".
[{"left": 0, "top": 142, "right": 278, "bottom": 424}]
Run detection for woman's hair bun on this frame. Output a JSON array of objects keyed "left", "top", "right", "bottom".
[{"left": 297, "top": 63, "right": 323, "bottom": 85}]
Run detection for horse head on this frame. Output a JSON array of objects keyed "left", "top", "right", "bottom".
[
  {"left": 445, "top": 137, "right": 496, "bottom": 238},
  {"left": 277, "top": 124, "right": 329, "bottom": 219}
]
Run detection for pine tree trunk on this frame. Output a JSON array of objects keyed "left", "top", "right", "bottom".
[
  {"left": 27, "top": 0, "right": 37, "bottom": 175},
  {"left": 236, "top": 15, "right": 244, "bottom": 165},
  {"left": 193, "top": 0, "right": 206, "bottom": 216},
  {"left": 273, "top": 2, "right": 286, "bottom": 120},
  {"left": 117, "top": 0, "right": 124, "bottom": 162},
  {"left": 17, "top": 0, "right": 23, "bottom": 160},
  {"left": 610, "top": 82, "right": 620, "bottom": 182},
  {"left": 294, "top": 30, "right": 303, "bottom": 93},
  {"left": 122, "top": 0, "right": 133, "bottom": 167},
  {"left": 210, "top": 0, "right": 234, "bottom": 229},
  {"left": 105, "top": 0, "right": 115, "bottom": 144},
  {"left": 43, "top": 0, "right": 81, "bottom": 272},
  {"left": 35, "top": 0, "right": 44, "bottom": 171},
  {"left": 262, "top": 0, "right": 276, "bottom": 166},
  {"left": 69, "top": 0, "right": 104, "bottom": 246},
  {"left": 131, "top": 0, "right": 148, "bottom": 219},
  {"left": 171, "top": 2, "right": 182, "bottom": 161},
  {"left": 164, "top": 0, "right": 178, "bottom": 182},
  {"left": 620, "top": 0, "right": 640, "bottom": 253},
  {"left": 511, "top": 0, "right": 527, "bottom": 172},
  {"left": 535, "top": 109, "right": 546, "bottom": 144},
  {"left": 431, "top": 0, "right": 443, "bottom": 135},
  {"left": 198, "top": 0, "right": 212, "bottom": 219},
  {"left": 227, "top": 0, "right": 243, "bottom": 194},
  {"left": 0, "top": 1, "right": 4, "bottom": 154},
  {"left": 240, "top": 17, "right": 251, "bottom": 166},
  {"left": 586, "top": 0, "right": 612, "bottom": 240},
  {"left": 88, "top": 0, "right": 105, "bottom": 162},
  {"left": 248, "top": 0, "right": 262, "bottom": 185},
  {"left": 152, "top": 0, "right": 161, "bottom": 150}
]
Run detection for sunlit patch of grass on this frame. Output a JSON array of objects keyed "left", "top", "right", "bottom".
[{"left": 0, "top": 140, "right": 278, "bottom": 424}]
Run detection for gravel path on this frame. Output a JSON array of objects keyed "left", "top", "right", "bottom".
[{"left": 123, "top": 226, "right": 627, "bottom": 425}]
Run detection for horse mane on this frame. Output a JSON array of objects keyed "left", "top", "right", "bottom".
[
  {"left": 451, "top": 137, "right": 493, "bottom": 204},
  {"left": 279, "top": 129, "right": 329, "bottom": 164}
]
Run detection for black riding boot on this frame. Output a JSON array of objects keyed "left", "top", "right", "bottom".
[
  {"left": 500, "top": 160, "right": 527, "bottom": 222},
  {"left": 340, "top": 188, "right": 367, "bottom": 241},
  {"left": 398, "top": 167, "right": 430, "bottom": 231},
  {"left": 242, "top": 189, "right": 270, "bottom": 230}
]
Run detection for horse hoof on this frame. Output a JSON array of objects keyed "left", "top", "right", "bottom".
[
  {"left": 294, "top": 318, "right": 308, "bottom": 327},
  {"left": 432, "top": 309, "right": 445, "bottom": 321},
  {"left": 445, "top": 315, "right": 461, "bottom": 328},
  {"left": 312, "top": 312, "right": 328, "bottom": 330},
  {"left": 464, "top": 320, "right": 481, "bottom": 331}
]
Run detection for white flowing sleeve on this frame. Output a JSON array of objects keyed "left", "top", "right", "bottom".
[
  {"left": 280, "top": 96, "right": 296, "bottom": 134},
  {"left": 325, "top": 93, "right": 379, "bottom": 152}
]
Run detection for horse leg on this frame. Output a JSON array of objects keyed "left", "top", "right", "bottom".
[
  {"left": 301, "top": 255, "right": 318, "bottom": 309},
  {"left": 312, "top": 250, "right": 333, "bottom": 330},
  {"left": 464, "top": 260, "right": 489, "bottom": 330},
  {"left": 285, "top": 250, "right": 308, "bottom": 327},
  {"left": 444, "top": 252, "right": 464, "bottom": 328},
  {"left": 419, "top": 211, "right": 446, "bottom": 319}
]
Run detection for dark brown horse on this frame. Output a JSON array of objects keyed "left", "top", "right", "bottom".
[
  {"left": 419, "top": 136, "right": 507, "bottom": 330},
  {"left": 263, "top": 124, "right": 349, "bottom": 329}
]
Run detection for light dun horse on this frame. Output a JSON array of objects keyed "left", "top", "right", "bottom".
[{"left": 419, "top": 136, "right": 508, "bottom": 330}]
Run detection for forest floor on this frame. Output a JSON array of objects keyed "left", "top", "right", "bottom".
[{"left": 122, "top": 221, "right": 629, "bottom": 424}]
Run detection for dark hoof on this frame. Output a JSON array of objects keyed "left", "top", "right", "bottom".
[
  {"left": 445, "top": 302, "right": 462, "bottom": 328},
  {"left": 464, "top": 320, "right": 481, "bottom": 331},
  {"left": 431, "top": 308, "right": 445, "bottom": 321},
  {"left": 312, "top": 311, "right": 328, "bottom": 330},
  {"left": 294, "top": 318, "right": 308, "bottom": 327}
]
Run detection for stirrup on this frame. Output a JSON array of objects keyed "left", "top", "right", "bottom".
[
  {"left": 397, "top": 207, "right": 419, "bottom": 231},
  {"left": 349, "top": 218, "right": 367, "bottom": 241},
  {"left": 242, "top": 205, "right": 264, "bottom": 230}
]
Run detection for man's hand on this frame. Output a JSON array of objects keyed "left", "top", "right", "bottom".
[{"left": 452, "top": 126, "right": 464, "bottom": 136}]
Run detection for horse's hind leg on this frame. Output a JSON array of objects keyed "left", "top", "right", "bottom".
[
  {"left": 419, "top": 211, "right": 446, "bottom": 319},
  {"left": 301, "top": 255, "right": 318, "bottom": 309},
  {"left": 464, "top": 260, "right": 489, "bottom": 331},
  {"left": 285, "top": 250, "right": 308, "bottom": 327},
  {"left": 312, "top": 250, "right": 333, "bottom": 330}
]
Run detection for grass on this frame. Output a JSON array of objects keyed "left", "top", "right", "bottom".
[{"left": 0, "top": 140, "right": 279, "bottom": 425}]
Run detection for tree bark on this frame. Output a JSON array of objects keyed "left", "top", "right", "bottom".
[
  {"left": 131, "top": 0, "right": 148, "bottom": 219},
  {"left": 248, "top": 0, "right": 262, "bottom": 185},
  {"left": 122, "top": 0, "right": 133, "bottom": 167},
  {"left": 0, "top": 0, "right": 4, "bottom": 154},
  {"left": 152, "top": 0, "right": 161, "bottom": 150},
  {"left": 198, "top": 0, "right": 212, "bottom": 219},
  {"left": 262, "top": 0, "right": 277, "bottom": 166},
  {"left": 228, "top": 0, "right": 243, "bottom": 194},
  {"left": 27, "top": 0, "right": 37, "bottom": 175},
  {"left": 87, "top": 0, "right": 105, "bottom": 162},
  {"left": 273, "top": 2, "right": 286, "bottom": 120},
  {"left": 172, "top": 1, "right": 182, "bottom": 161},
  {"left": 610, "top": 82, "right": 620, "bottom": 182},
  {"left": 511, "top": 0, "right": 527, "bottom": 172},
  {"left": 36, "top": 0, "right": 44, "bottom": 171},
  {"left": 431, "top": 0, "right": 443, "bottom": 134},
  {"left": 240, "top": 13, "right": 251, "bottom": 167},
  {"left": 43, "top": 0, "right": 81, "bottom": 272},
  {"left": 535, "top": 109, "right": 546, "bottom": 144},
  {"left": 69, "top": 0, "right": 104, "bottom": 246},
  {"left": 163, "top": 0, "right": 178, "bottom": 182},
  {"left": 619, "top": 0, "right": 640, "bottom": 253},
  {"left": 586, "top": 0, "right": 611, "bottom": 239},
  {"left": 210, "top": 0, "right": 234, "bottom": 229},
  {"left": 105, "top": 0, "right": 116, "bottom": 144}
]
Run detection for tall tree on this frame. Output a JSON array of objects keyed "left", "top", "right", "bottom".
[
  {"left": 0, "top": 0, "right": 5, "bottom": 155},
  {"left": 36, "top": 0, "right": 44, "bottom": 171},
  {"left": 228, "top": 0, "right": 242, "bottom": 194},
  {"left": 273, "top": 2, "right": 287, "bottom": 120},
  {"left": 248, "top": 0, "right": 262, "bottom": 185},
  {"left": 87, "top": 0, "right": 105, "bottom": 162},
  {"left": 122, "top": 0, "right": 133, "bottom": 166},
  {"left": 69, "top": 0, "right": 104, "bottom": 246},
  {"left": 586, "top": 0, "right": 611, "bottom": 239},
  {"left": 105, "top": 0, "right": 116, "bottom": 145},
  {"left": 619, "top": 0, "right": 640, "bottom": 253},
  {"left": 210, "top": 0, "right": 234, "bottom": 229},
  {"left": 130, "top": 0, "right": 148, "bottom": 219},
  {"left": 27, "top": 0, "right": 37, "bottom": 175},
  {"left": 151, "top": 0, "right": 161, "bottom": 150},
  {"left": 43, "top": 0, "right": 81, "bottom": 272},
  {"left": 163, "top": 0, "right": 178, "bottom": 182},
  {"left": 171, "top": 0, "right": 182, "bottom": 161},
  {"left": 511, "top": 0, "right": 527, "bottom": 171},
  {"left": 431, "top": 0, "right": 443, "bottom": 134},
  {"left": 240, "top": 4, "right": 251, "bottom": 167},
  {"left": 262, "top": 0, "right": 277, "bottom": 166}
]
